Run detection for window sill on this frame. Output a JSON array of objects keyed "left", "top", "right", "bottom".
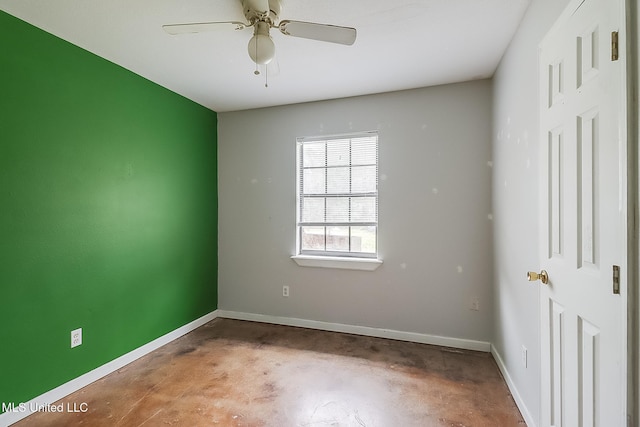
[{"left": 291, "top": 255, "right": 383, "bottom": 271}]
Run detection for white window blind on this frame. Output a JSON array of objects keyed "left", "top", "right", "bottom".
[{"left": 296, "top": 132, "right": 378, "bottom": 257}]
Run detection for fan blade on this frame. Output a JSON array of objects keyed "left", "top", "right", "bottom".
[
  {"left": 278, "top": 20, "right": 356, "bottom": 45},
  {"left": 163, "top": 21, "right": 247, "bottom": 35}
]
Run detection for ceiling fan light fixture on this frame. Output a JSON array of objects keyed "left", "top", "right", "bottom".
[
  {"left": 163, "top": 0, "right": 357, "bottom": 74},
  {"left": 248, "top": 21, "right": 275, "bottom": 65}
]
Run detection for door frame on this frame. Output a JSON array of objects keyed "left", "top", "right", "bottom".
[{"left": 627, "top": 0, "right": 639, "bottom": 423}]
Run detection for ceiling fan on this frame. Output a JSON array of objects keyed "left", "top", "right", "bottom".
[{"left": 163, "top": 0, "right": 357, "bottom": 76}]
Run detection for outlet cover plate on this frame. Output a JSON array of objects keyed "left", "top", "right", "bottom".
[{"left": 71, "top": 328, "right": 82, "bottom": 348}]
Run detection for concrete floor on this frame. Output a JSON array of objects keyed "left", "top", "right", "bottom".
[{"left": 14, "top": 318, "right": 525, "bottom": 426}]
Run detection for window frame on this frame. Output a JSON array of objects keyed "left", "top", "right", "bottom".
[{"left": 294, "top": 131, "right": 379, "bottom": 261}]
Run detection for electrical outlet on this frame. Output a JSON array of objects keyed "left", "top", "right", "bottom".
[
  {"left": 521, "top": 345, "right": 528, "bottom": 368},
  {"left": 470, "top": 298, "right": 480, "bottom": 311},
  {"left": 71, "top": 328, "right": 82, "bottom": 348},
  {"left": 282, "top": 286, "right": 289, "bottom": 297}
]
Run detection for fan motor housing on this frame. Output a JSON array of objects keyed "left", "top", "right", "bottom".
[{"left": 243, "top": 0, "right": 281, "bottom": 25}]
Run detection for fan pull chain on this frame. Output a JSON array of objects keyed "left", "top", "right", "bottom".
[{"left": 265, "top": 65, "right": 269, "bottom": 88}]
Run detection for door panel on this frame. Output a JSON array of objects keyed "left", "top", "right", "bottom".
[
  {"left": 538, "top": 0, "right": 626, "bottom": 425},
  {"left": 550, "top": 300, "right": 565, "bottom": 426},
  {"left": 577, "top": 109, "right": 598, "bottom": 268},
  {"left": 578, "top": 316, "right": 599, "bottom": 427},
  {"left": 549, "top": 128, "right": 564, "bottom": 259}
]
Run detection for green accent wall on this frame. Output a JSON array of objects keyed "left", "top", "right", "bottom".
[{"left": 0, "top": 11, "right": 218, "bottom": 407}]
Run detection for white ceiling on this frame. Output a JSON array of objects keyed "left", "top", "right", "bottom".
[{"left": 0, "top": 0, "right": 530, "bottom": 112}]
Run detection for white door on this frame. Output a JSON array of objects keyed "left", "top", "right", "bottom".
[{"left": 537, "top": 0, "right": 627, "bottom": 425}]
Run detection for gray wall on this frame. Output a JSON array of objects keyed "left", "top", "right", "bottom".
[
  {"left": 218, "top": 80, "right": 494, "bottom": 342},
  {"left": 491, "top": 0, "right": 572, "bottom": 423}
]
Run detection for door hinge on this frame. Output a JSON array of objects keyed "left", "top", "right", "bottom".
[
  {"left": 611, "top": 31, "right": 619, "bottom": 61},
  {"left": 613, "top": 265, "right": 620, "bottom": 294}
]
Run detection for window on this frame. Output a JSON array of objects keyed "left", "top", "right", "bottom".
[{"left": 296, "top": 132, "right": 378, "bottom": 260}]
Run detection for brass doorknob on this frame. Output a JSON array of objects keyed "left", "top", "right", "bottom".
[{"left": 527, "top": 270, "right": 549, "bottom": 285}]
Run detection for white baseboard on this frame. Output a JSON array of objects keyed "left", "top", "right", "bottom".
[
  {"left": 217, "top": 310, "right": 491, "bottom": 352},
  {"left": 491, "top": 344, "right": 536, "bottom": 427},
  {"left": 0, "top": 310, "right": 219, "bottom": 427}
]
